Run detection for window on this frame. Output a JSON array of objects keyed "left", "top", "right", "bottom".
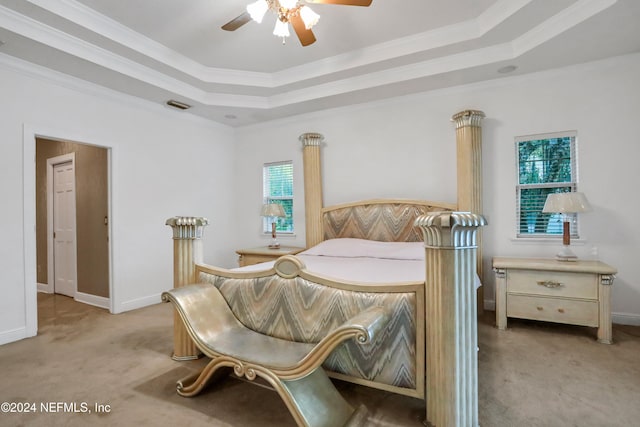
[
  {"left": 516, "top": 131, "right": 579, "bottom": 238},
  {"left": 263, "top": 161, "right": 294, "bottom": 233}
]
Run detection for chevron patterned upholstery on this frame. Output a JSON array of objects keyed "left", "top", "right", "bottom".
[
  {"left": 191, "top": 201, "right": 462, "bottom": 396},
  {"left": 198, "top": 271, "right": 419, "bottom": 393},
  {"left": 323, "top": 201, "right": 452, "bottom": 242}
]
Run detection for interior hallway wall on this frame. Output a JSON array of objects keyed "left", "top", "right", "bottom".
[{"left": 0, "top": 55, "right": 236, "bottom": 345}]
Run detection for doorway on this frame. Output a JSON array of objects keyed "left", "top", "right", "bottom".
[{"left": 36, "top": 137, "right": 110, "bottom": 309}]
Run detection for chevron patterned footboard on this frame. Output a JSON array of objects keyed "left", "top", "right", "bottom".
[{"left": 197, "top": 260, "right": 425, "bottom": 398}]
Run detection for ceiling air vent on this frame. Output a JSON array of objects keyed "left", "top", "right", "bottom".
[{"left": 166, "top": 99, "right": 191, "bottom": 110}]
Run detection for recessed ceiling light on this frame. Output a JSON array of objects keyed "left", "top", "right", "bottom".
[{"left": 497, "top": 65, "right": 518, "bottom": 74}]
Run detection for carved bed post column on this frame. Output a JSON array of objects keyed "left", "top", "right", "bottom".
[
  {"left": 415, "top": 212, "right": 487, "bottom": 427},
  {"left": 166, "top": 216, "right": 208, "bottom": 360},
  {"left": 452, "top": 109, "right": 485, "bottom": 314},
  {"left": 300, "top": 132, "right": 325, "bottom": 248}
]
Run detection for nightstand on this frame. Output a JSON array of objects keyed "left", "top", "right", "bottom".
[
  {"left": 236, "top": 246, "right": 304, "bottom": 267},
  {"left": 493, "top": 257, "right": 617, "bottom": 344}
]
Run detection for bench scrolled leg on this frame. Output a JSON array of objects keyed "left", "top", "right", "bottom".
[
  {"left": 177, "top": 359, "right": 232, "bottom": 397},
  {"left": 179, "top": 355, "right": 366, "bottom": 427},
  {"left": 279, "top": 367, "right": 366, "bottom": 427}
]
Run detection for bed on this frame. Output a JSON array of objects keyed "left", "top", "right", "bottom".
[{"left": 166, "top": 110, "right": 487, "bottom": 427}]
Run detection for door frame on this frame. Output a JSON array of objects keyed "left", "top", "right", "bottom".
[
  {"left": 45, "top": 153, "right": 77, "bottom": 296},
  {"left": 23, "top": 123, "right": 115, "bottom": 338}
]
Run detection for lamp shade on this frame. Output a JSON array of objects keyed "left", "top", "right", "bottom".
[
  {"left": 261, "top": 203, "right": 286, "bottom": 217},
  {"left": 542, "top": 192, "right": 592, "bottom": 214}
]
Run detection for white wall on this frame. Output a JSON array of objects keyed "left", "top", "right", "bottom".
[
  {"left": 234, "top": 53, "right": 640, "bottom": 325},
  {"left": 0, "top": 55, "right": 237, "bottom": 345},
  {"left": 233, "top": 100, "right": 460, "bottom": 250},
  {"left": 3, "top": 51, "right": 638, "bottom": 348}
]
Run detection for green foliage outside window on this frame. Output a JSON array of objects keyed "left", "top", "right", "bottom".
[
  {"left": 517, "top": 135, "right": 576, "bottom": 236},
  {"left": 263, "top": 161, "right": 294, "bottom": 233}
]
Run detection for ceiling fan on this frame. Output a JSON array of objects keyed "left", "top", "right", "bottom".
[{"left": 221, "top": 0, "right": 373, "bottom": 47}]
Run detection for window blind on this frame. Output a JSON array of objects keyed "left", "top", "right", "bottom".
[
  {"left": 263, "top": 161, "right": 294, "bottom": 233},
  {"left": 515, "top": 132, "right": 579, "bottom": 238}
]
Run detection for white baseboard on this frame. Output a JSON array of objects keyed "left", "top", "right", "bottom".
[
  {"left": 118, "top": 293, "right": 162, "bottom": 313},
  {"left": 612, "top": 312, "right": 640, "bottom": 326},
  {"left": 483, "top": 299, "right": 640, "bottom": 326},
  {"left": 0, "top": 326, "right": 30, "bottom": 346},
  {"left": 36, "top": 288, "right": 109, "bottom": 309},
  {"left": 75, "top": 292, "right": 110, "bottom": 310}
]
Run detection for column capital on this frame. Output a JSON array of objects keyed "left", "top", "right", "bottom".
[
  {"left": 451, "top": 110, "right": 485, "bottom": 129},
  {"left": 166, "top": 216, "right": 208, "bottom": 239},
  {"left": 415, "top": 211, "right": 487, "bottom": 249},
  {"left": 299, "top": 132, "right": 324, "bottom": 147}
]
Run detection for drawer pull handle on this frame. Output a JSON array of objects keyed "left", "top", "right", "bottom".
[
  {"left": 536, "top": 306, "right": 544, "bottom": 311},
  {"left": 537, "top": 280, "right": 563, "bottom": 288},
  {"left": 558, "top": 308, "right": 565, "bottom": 313}
]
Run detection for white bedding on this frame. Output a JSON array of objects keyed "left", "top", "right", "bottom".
[
  {"left": 241, "top": 254, "right": 425, "bottom": 284},
  {"left": 236, "top": 238, "right": 481, "bottom": 288}
]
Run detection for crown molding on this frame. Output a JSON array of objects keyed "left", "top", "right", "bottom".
[
  {"left": 0, "top": 4, "right": 269, "bottom": 108},
  {"left": 223, "top": 51, "right": 640, "bottom": 131},
  {"left": 26, "top": 0, "right": 531, "bottom": 87},
  {"left": 271, "top": 0, "right": 533, "bottom": 86},
  {"left": 1, "top": 0, "right": 620, "bottom": 110},
  {"left": 0, "top": 52, "right": 232, "bottom": 131},
  {"left": 25, "top": 0, "right": 273, "bottom": 86},
  {"left": 513, "top": 0, "right": 617, "bottom": 55}
]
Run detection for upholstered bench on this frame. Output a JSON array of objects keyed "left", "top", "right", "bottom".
[{"left": 162, "top": 283, "right": 390, "bottom": 427}]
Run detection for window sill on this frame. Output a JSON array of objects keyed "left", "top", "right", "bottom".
[
  {"left": 262, "top": 233, "right": 297, "bottom": 239},
  {"left": 510, "top": 237, "right": 587, "bottom": 246}
]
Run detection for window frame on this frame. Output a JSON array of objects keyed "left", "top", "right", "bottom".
[
  {"left": 262, "top": 160, "right": 294, "bottom": 235},
  {"left": 514, "top": 131, "right": 580, "bottom": 239}
]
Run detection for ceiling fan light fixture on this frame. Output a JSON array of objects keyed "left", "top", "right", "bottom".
[
  {"left": 300, "top": 6, "right": 320, "bottom": 29},
  {"left": 279, "top": 0, "right": 298, "bottom": 9},
  {"left": 223, "top": 0, "right": 371, "bottom": 46},
  {"left": 247, "top": 0, "right": 269, "bottom": 23},
  {"left": 273, "top": 19, "right": 290, "bottom": 38}
]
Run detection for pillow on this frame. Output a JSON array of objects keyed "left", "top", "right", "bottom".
[{"left": 301, "top": 238, "right": 424, "bottom": 260}]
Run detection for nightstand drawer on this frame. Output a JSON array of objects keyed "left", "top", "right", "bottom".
[
  {"left": 494, "top": 257, "right": 616, "bottom": 343},
  {"left": 238, "top": 254, "right": 278, "bottom": 267},
  {"left": 236, "top": 246, "right": 304, "bottom": 267},
  {"left": 507, "top": 270, "right": 598, "bottom": 300},
  {"left": 507, "top": 294, "right": 599, "bottom": 327}
]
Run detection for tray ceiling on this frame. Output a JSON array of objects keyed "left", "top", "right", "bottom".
[{"left": 0, "top": 0, "right": 638, "bottom": 126}]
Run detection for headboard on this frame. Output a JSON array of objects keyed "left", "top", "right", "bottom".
[
  {"left": 299, "top": 110, "right": 485, "bottom": 275},
  {"left": 322, "top": 199, "right": 456, "bottom": 242}
]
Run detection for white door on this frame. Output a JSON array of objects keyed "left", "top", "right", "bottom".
[{"left": 53, "top": 161, "right": 77, "bottom": 297}]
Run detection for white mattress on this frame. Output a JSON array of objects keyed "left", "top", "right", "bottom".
[
  {"left": 236, "top": 238, "right": 481, "bottom": 288},
  {"left": 238, "top": 254, "right": 425, "bottom": 284}
]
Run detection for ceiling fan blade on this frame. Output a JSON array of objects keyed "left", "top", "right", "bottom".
[
  {"left": 290, "top": 14, "right": 317, "bottom": 46},
  {"left": 306, "top": 0, "right": 372, "bottom": 6},
  {"left": 221, "top": 11, "right": 252, "bottom": 31}
]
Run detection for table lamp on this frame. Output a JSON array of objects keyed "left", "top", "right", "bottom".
[
  {"left": 542, "top": 192, "right": 591, "bottom": 261},
  {"left": 261, "top": 203, "right": 286, "bottom": 249}
]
